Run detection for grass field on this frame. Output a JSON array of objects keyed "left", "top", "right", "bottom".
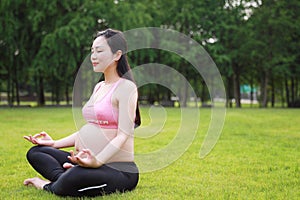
[{"left": 0, "top": 107, "right": 299, "bottom": 199}]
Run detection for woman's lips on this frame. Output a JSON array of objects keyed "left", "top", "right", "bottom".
[{"left": 92, "top": 62, "right": 99, "bottom": 67}]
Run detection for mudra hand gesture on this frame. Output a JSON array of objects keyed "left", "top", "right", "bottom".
[
  {"left": 68, "top": 149, "right": 103, "bottom": 168},
  {"left": 24, "top": 131, "right": 54, "bottom": 147}
]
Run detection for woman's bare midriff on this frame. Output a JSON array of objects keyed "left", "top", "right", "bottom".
[{"left": 75, "top": 123, "right": 134, "bottom": 163}]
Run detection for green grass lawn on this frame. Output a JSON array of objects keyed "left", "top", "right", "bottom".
[{"left": 0, "top": 107, "right": 299, "bottom": 199}]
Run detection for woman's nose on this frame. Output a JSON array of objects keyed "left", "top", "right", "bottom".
[{"left": 91, "top": 53, "right": 96, "bottom": 60}]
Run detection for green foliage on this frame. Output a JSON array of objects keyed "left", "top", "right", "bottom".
[
  {"left": 0, "top": 107, "right": 299, "bottom": 199},
  {"left": 0, "top": 0, "right": 299, "bottom": 107}
]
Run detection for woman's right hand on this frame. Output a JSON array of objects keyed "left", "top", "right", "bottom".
[{"left": 23, "top": 131, "right": 55, "bottom": 147}]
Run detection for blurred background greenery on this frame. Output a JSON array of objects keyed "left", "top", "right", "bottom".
[{"left": 0, "top": 0, "right": 299, "bottom": 108}]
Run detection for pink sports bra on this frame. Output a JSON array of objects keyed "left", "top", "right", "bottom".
[{"left": 82, "top": 79, "right": 122, "bottom": 129}]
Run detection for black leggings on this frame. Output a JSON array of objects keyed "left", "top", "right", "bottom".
[{"left": 26, "top": 146, "right": 139, "bottom": 197}]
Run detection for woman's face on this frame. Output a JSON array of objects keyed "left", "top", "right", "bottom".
[{"left": 90, "top": 36, "right": 115, "bottom": 73}]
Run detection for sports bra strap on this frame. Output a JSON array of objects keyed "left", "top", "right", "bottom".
[
  {"left": 95, "top": 79, "right": 122, "bottom": 94},
  {"left": 108, "top": 79, "right": 122, "bottom": 94}
]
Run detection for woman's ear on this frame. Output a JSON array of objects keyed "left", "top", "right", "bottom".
[{"left": 114, "top": 50, "right": 122, "bottom": 62}]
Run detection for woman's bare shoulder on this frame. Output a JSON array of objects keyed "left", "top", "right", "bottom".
[
  {"left": 118, "top": 78, "right": 137, "bottom": 90},
  {"left": 114, "top": 78, "right": 137, "bottom": 98}
]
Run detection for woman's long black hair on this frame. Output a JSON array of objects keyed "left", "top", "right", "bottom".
[{"left": 95, "top": 29, "right": 141, "bottom": 128}]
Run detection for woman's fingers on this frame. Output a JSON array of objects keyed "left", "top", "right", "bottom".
[
  {"left": 68, "top": 150, "right": 74, "bottom": 160},
  {"left": 23, "top": 135, "right": 31, "bottom": 141},
  {"left": 73, "top": 150, "right": 89, "bottom": 167},
  {"left": 82, "top": 148, "right": 91, "bottom": 154},
  {"left": 24, "top": 132, "right": 54, "bottom": 146},
  {"left": 23, "top": 135, "right": 36, "bottom": 144},
  {"left": 67, "top": 156, "right": 77, "bottom": 163},
  {"left": 32, "top": 132, "right": 48, "bottom": 139},
  {"left": 75, "top": 151, "right": 87, "bottom": 161},
  {"left": 63, "top": 162, "right": 74, "bottom": 169},
  {"left": 75, "top": 155, "right": 90, "bottom": 167},
  {"left": 81, "top": 149, "right": 94, "bottom": 158},
  {"left": 67, "top": 149, "right": 97, "bottom": 168},
  {"left": 32, "top": 133, "right": 42, "bottom": 138},
  {"left": 40, "top": 131, "right": 47, "bottom": 135},
  {"left": 68, "top": 150, "right": 78, "bottom": 163}
]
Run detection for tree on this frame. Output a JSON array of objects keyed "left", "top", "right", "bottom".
[
  {"left": 0, "top": 0, "right": 299, "bottom": 108},
  {"left": 249, "top": 0, "right": 300, "bottom": 107}
]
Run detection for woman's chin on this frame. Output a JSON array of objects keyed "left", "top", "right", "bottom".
[
  {"left": 93, "top": 67, "right": 101, "bottom": 72},
  {"left": 93, "top": 66, "right": 107, "bottom": 73}
]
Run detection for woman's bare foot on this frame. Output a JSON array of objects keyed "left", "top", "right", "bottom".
[{"left": 23, "top": 177, "right": 50, "bottom": 189}]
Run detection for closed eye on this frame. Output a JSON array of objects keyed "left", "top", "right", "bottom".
[{"left": 91, "top": 46, "right": 104, "bottom": 53}]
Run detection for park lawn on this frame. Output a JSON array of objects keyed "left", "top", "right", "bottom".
[{"left": 0, "top": 107, "right": 299, "bottom": 200}]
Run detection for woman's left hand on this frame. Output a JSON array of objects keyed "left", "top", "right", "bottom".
[{"left": 68, "top": 149, "right": 103, "bottom": 168}]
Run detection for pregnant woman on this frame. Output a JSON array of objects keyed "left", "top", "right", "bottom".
[{"left": 23, "top": 28, "right": 141, "bottom": 197}]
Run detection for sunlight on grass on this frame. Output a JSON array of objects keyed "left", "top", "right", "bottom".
[{"left": 0, "top": 107, "right": 299, "bottom": 199}]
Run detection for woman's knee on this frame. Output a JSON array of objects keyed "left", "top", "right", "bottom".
[
  {"left": 26, "top": 146, "right": 41, "bottom": 161},
  {"left": 26, "top": 146, "right": 51, "bottom": 163},
  {"left": 47, "top": 170, "right": 82, "bottom": 197},
  {"left": 44, "top": 182, "right": 72, "bottom": 197}
]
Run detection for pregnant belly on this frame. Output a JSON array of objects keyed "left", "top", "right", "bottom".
[{"left": 75, "top": 123, "right": 116, "bottom": 155}]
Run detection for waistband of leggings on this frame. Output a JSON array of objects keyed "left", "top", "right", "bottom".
[{"left": 105, "top": 162, "right": 139, "bottom": 174}]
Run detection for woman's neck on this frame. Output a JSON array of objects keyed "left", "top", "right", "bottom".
[{"left": 103, "top": 68, "right": 120, "bottom": 84}]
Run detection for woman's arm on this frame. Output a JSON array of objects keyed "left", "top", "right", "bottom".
[
  {"left": 52, "top": 132, "right": 77, "bottom": 149},
  {"left": 70, "top": 80, "right": 137, "bottom": 168},
  {"left": 24, "top": 131, "right": 77, "bottom": 149},
  {"left": 94, "top": 131, "right": 131, "bottom": 164},
  {"left": 95, "top": 80, "right": 137, "bottom": 164}
]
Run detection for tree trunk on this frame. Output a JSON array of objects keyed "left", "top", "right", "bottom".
[
  {"left": 225, "top": 77, "right": 230, "bottom": 108},
  {"left": 296, "top": 77, "right": 299, "bottom": 100},
  {"left": 201, "top": 80, "right": 207, "bottom": 107},
  {"left": 233, "top": 65, "right": 241, "bottom": 108},
  {"left": 51, "top": 86, "right": 55, "bottom": 105},
  {"left": 280, "top": 80, "right": 285, "bottom": 108},
  {"left": 179, "top": 59, "right": 188, "bottom": 108},
  {"left": 7, "top": 74, "right": 12, "bottom": 107},
  {"left": 261, "top": 71, "right": 269, "bottom": 108},
  {"left": 291, "top": 76, "right": 295, "bottom": 105},
  {"left": 226, "top": 76, "right": 233, "bottom": 108},
  {"left": 11, "top": 75, "right": 15, "bottom": 106},
  {"left": 250, "top": 75, "right": 254, "bottom": 107},
  {"left": 285, "top": 75, "right": 290, "bottom": 107},
  {"left": 15, "top": 80, "right": 20, "bottom": 106},
  {"left": 37, "top": 75, "right": 45, "bottom": 106},
  {"left": 55, "top": 81, "right": 60, "bottom": 105},
  {"left": 65, "top": 83, "right": 70, "bottom": 105},
  {"left": 72, "top": 67, "right": 83, "bottom": 107},
  {"left": 271, "top": 75, "right": 275, "bottom": 107},
  {"left": 13, "top": 62, "right": 20, "bottom": 106},
  {"left": 181, "top": 78, "right": 188, "bottom": 107}
]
